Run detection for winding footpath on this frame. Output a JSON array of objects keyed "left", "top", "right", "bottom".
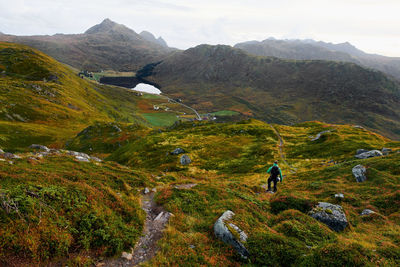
[
  {"left": 97, "top": 192, "right": 171, "bottom": 267},
  {"left": 270, "top": 125, "right": 297, "bottom": 174}
]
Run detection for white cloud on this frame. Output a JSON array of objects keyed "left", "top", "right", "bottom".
[{"left": 0, "top": 0, "right": 398, "bottom": 56}]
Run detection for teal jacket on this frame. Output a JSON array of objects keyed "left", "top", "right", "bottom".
[{"left": 267, "top": 163, "right": 283, "bottom": 181}]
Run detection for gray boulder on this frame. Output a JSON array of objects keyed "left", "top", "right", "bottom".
[
  {"left": 352, "top": 165, "right": 367, "bottom": 182},
  {"left": 29, "top": 144, "right": 50, "bottom": 152},
  {"left": 382, "top": 148, "right": 392, "bottom": 155},
  {"left": 356, "top": 149, "right": 368, "bottom": 155},
  {"left": 214, "top": 210, "right": 249, "bottom": 258},
  {"left": 309, "top": 202, "right": 348, "bottom": 232},
  {"left": 1, "top": 152, "right": 20, "bottom": 159},
  {"left": 334, "top": 193, "right": 344, "bottom": 199},
  {"left": 180, "top": 154, "right": 191, "bottom": 165},
  {"left": 361, "top": 209, "right": 375, "bottom": 216},
  {"left": 355, "top": 150, "right": 383, "bottom": 159},
  {"left": 171, "top": 148, "right": 185, "bottom": 155}
]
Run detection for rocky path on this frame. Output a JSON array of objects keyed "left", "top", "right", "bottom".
[
  {"left": 270, "top": 125, "right": 297, "bottom": 173},
  {"left": 98, "top": 192, "right": 170, "bottom": 267}
]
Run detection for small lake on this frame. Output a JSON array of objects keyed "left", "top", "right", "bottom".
[{"left": 132, "top": 83, "right": 162, "bottom": 95}]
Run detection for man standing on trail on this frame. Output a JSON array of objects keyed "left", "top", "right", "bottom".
[{"left": 267, "top": 161, "right": 283, "bottom": 193}]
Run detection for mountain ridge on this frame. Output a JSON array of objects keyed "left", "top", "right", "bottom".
[
  {"left": 0, "top": 19, "right": 174, "bottom": 71},
  {"left": 235, "top": 38, "right": 400, "bottom": 80}
]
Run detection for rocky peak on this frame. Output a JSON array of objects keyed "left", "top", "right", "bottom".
[{"left": 140, "top": 30, "right": 168, "bottom": 47}]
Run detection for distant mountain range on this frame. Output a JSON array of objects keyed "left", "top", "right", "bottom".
[
  {"left": 0, "top": 19, "right": 174, "bottom": 71},
  {"left": 144, "top": 44, "right": 400, "bottom": 139},
  {"left": 235, "top": 38, "right": 400, "bottom": 80}
]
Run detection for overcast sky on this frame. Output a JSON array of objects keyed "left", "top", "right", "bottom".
[{"left": 0, "top": 0, "right": 399, "bottom": 56}]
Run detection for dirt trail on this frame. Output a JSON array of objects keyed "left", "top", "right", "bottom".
[
  {"left": 270, "top": 125, "right": 297, "bottom": 174},
  {"left": 98, "top": 192, "right": 170, "bottom": 267}
]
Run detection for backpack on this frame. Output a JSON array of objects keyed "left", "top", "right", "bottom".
[{"left": 270, "top": 165, "right": 280, "bottom": 177}]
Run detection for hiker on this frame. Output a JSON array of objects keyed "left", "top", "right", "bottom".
[{"left": 267, "top": 161, "right": 283, "bottom": 192}]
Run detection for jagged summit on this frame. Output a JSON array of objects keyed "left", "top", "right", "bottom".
[
  {"left": 140, "top": 30, "right": 168, "bottom": 47},
  {"left": 84, "top": 18, "right": 137, "bottom": 36}
]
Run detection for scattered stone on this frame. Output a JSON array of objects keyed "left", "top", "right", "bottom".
[
  {"left": 356, "top": 149, "right": 368, "bottom": 155},
  {"left": 75, "top": 156, "right": 90, "bottom": 162},
  {"left": 174, "top": 183, "right": 197, "bottom": 189},
  {"left": 0, "top": 158, "right": 5, "bottom": 162},
  {"left": 361, "top": 209, "right": 375, "bottom": 216},
  {"left": 355, "top": 150, "right": 383, "bottom": 159},
  {"left": 352, "top": 165, "right": 367, "bottom": 182},
  {"left": 144, "top": 188, "right": 150, "bottom": 194},
  {"left": 180, "top": 154, "right": 191, "bottom": 165},
  {"left": 151, "top": 188, "right": 157, "bottom": 192},
  {"left": 309, "top": 202, "right": 348, "bottom": 232},
  {"left": 29, "top": 144, "right": 50, "bottom": 152},
  {"left": 335, "top": 193, "right": 344, "bottom": 199},
  {"left": 382, "top": 148, "right": 392, "bottom": 155},
  {"left": 1, "top": 152, "right": 20, "bottom": 159},
  {"left": 353, "top": 125, "right": 365, "bottom": 129},
  {"left": 309, "top": 130, "right": 334, "bottom": 141},
  {"left": 171, "top": 148, "right": 185, "bottom": 155},
  {"left": 214, "top": 210, "right": 249, "bottom": 258},
  {"left": 121, "top": 252, "right": 133, "bottom": 260},
  {"left": 91, "top": 156, "right": 102, "bottom": 162},
  {"left": 112, "top": 125, "right": 122, "bottom": 132},
  {"left": 0, "top": 149, "right": 4, "bottom": 153},
  {"left": 189, "top": 245, "right": 196, "bottom": 249}
]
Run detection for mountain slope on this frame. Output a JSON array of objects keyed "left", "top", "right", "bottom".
[
  {"left": 107, "top": 119, "right": 400, "bottom": 266},
  {"left": 144, "top": 44, "right": 400, "bottom": 139},
  {"left": 0, "top": 42, "right": 156, "bottom": 150},
  {"left": 0, "top": 19, "right": 174, "bottom": 71},
  {"left": 235, "top": 38, "right": 400, "bottom": 80}
]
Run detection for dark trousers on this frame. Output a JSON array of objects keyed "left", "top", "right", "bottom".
[{"left": 268, "top": 175, "right": 278, "bottom": 192}]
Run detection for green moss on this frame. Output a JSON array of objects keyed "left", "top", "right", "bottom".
[
  {"left": 246, "top": 231, "right": 306, "bottom": 266},
  {"left": 298, "top": 242, "right": 376, "bottom": 267}
]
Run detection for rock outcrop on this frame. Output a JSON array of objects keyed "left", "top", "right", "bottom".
[
  {"left": 29, "top": 144, "right": 51, "bottom": 152},
  {"left": 171, "top": 148, "right": 185, "bottom": 155},
  {"left": 355, "top": 150, "right": 383, "bottom": 159},
  {"left": 214, "top": 210, "right": 249, "bottom": 258},
  {"left": 352, "top": 165, "right": 367, "bottom": 182},
  {"left": 180, "top": 154, "right": 191, "bottom": 165},
  {"left": 309, "top": 202, "right": 348, "bottom": 232}
]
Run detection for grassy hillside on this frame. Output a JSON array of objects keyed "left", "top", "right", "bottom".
[
  {"left": 144, "top": 44, "right": 400, "bottom": 140},
  {"left": 0, "top": 19, "right": 174, "bottom": 72},
  {"left": 2, "top": 118, "right": 400, "bottom": 265},
  {"left": 0, "top": 42, "right": 185, "bottom": 151},
  {"left": 0, "top": 152, "right": 153, "bottom": 266},
  {"left": 106, "top": 119, "right": 400, "bottom": 266}
]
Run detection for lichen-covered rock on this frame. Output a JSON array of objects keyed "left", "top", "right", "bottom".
[
  {"left": 309, "top": 202, "right": 348, "bottom": 232},
  {"left": 29, "top": 144, "right": 50, "bottom": 152},
  {"left": 361, "top": 209, "right": 375, "bottom": 216},
  {"left": 180, "top": 154, "right": 191, "bottom": 165},
  {"left": 352, "top": 165, "right": 367, "bottom": 182},
  {"left": 171, "top": 147, "right": 185, "bottom": 155},
  {"left": 214, "top": 210, "right": 249, "bottom": 258},
  {"left": 355, "top": 150, "right": 383, "bottom": 159}
]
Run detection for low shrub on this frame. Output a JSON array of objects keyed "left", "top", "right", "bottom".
[
  {"left": 247, "top": 231, "right": 306, "bottom": 266},
  {"left": 298, "top": 242, "right": 375, "bottom": 267},
  {"left": 270, "top": 195, "right": 316, "bottom": 214}
]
